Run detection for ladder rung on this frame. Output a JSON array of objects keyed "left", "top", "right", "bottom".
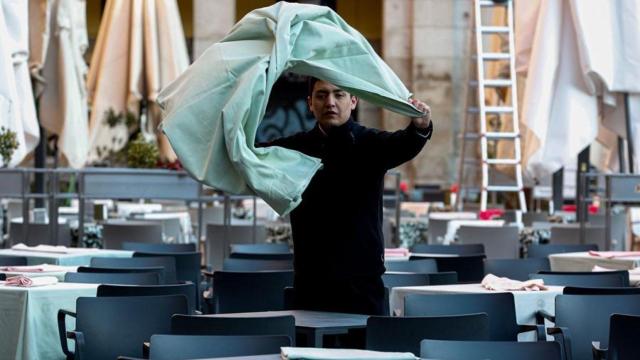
[
  {"left": 463, "top": 132, "right": 519, "bottom": 140},
  {"left": 479, "top": 0, "right": 509, "bottom": 6},
  {"left": 480, "top": 26, "right": 509, "bottom": 33},
  {"left": 469, "top": 79, "right": 513, "bottom": 87},
  {"left": 468, "top": 106, "right": 514, "bottom": 114},
  {"left": 486, "top": 159, "right": 520, "bottom": 165},
  {"left": 482, "top": 53, "right": 510, "bottom": 60},
  {"left": 486, "top": 185, "right": 522, "bottom": 192}
]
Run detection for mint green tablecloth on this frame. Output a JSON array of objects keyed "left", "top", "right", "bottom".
[
  {"left": 0, "top": 249, "right": 133, "bottom": 266},
  {"left": 158, "top": 2, "right": 424, "bottom": 216},
  {"left": 0, "top": 282, "right": 98, "bottom": 360}
]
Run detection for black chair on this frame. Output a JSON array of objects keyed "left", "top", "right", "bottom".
[
  {"left": 542, "top": 294, "right": 640, "bottom": 360},
  {"left": 382, "top": 272, "right": 430, "bottom": 288},
  {"left": 526, "top": 244, "right": 598, "bottom": 259},
  {"left": 563, "top": 286, "right": 640, "bottom": 295},
  {"left": 64, "top": 271, "right": 160, "bottom": 285},
  {"left": 223, "top": 258, "right": 293, "bottom": 271},
  {"left": 0, "top": 255, "right": 27, "bottom": 266},
  {"left": 594, "top": 314, "right": 640, "bottom": 360},
  {"left": 147, "top": 334, "right": 290, "bottom": 360},
  {"left": 171, "top": 314, "right": 295, "bottom": 345},
  {"left": 102, "top": 221, "right": 163, "bottom": 249},
  {"left": 122, "top": 242, "right": 196, "bottom": 253},
  {"left": 457, "top": 225, "right": 520, "bottom": 259},
  {"left": 531, "top": 270, "right": 629, "bottom": 287},
  {"left": 9, "top": 222, "right": 72, "bottom": 246},
  {"left": 366, "top": 313, "right": 490, "bottom": 355},
  {"left": 208, "top": 270, "right": 293, "bottom": 313},
  {"left": 91, "top": 257, "right": 178, "bottom": 283},
  {"left": 484, "top": 258, "right": 550, "bottom": 281},
  {"left": 404, "top": 293, "right": 542, "bottom": 341},
  {"left": 384, "top": 259, "right": 437, "bottom": 273},
  {"left": 426, "top": 271, "right": 458, "bottom": 285},
  {"left": 420, "top": 339, "right": 562, "bottom": 360},
  {"left": 0, "top": 273, "right": 5, "bottom": 280},
  {"left": 97, "top": 283, "right": 197, "bottom": 314},
  {"left": 411, "top": 243, "right": 485, "bottom": 255},
  {"left": 57, "top": 295, "right": 188, "bottom": 360},
  {"left": 77, "top": 266, "right": 167, "bottom": 284},
  {"left": 412, "top": 254, "right": 486, "bottom": 283},
  {"left": 522, "top": 212, "right": 549, "bottom": 226},
  {"left": 426, "top": 218, "right": 449, "bottom": 244},
  {"left": 550, "top": 224, "right": 605, "bottom": 249},
  {"left": 229, "top": 252, "right": 293, "bottom": 260},
  {"left": 230, "top": 243, "right": 290, "bottom": 254}
]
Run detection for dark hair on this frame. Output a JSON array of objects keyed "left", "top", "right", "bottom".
[{"left": 307, "top": 76, "right": 319, "bottom": 97}]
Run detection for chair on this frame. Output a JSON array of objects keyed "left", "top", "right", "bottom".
[
  {"left": 102, "top": 221, "right": 163, "bottom": 249},
  {"left": 230, "top": 243, "right": 290, "bottom": 254},
  {"left": 97, "top": 283, "right": 197, "bottom": 314},
  {"left": 404, "top": 293, "right": 542, "bottom": 341},
  {"left": 457, "top": 225, "right": 520, "bottom": 259},
  {"left": 223, "top": 258, "right": 293, "bottom": 271},
  {"left": 171, "top": 314, "right": 295, "bottom": 345},
  {"left": 550, "top": 224, "right": 605, "bottom": 250},
  {"left": 411, "top": 243, "right": 485, "bottom": 255},
  {"left": 91, "top": 257, "right": 178, "bottom": 284},
  {"left": 484, "top": 258, "right": 550, "bottom": 281},
  {"left": 593, "top": 314, "right": 640, "bottom": 360},
  {"left": 122, "top": 242, "right": 196, "bottom": 253},
  {"left": 531, "top": 270, "right": 629, "bottom": 287},
  {"left": 366, "top": 313, "right": 490, "bottom": 355},
  {"left": 57, "top": 295, "right": 188, "bottom": 360},
  {"left": 427, "top": 218, "right": 449, "bottom": 244},
  {"left": 384, "top": 259, "right": 437, "bottom": 273},
  {"left": 9, "top": 222, "right": 71, "bottom": 246},
  {"left": 77, "top": 266, "right": 167, "bottom": 284},
  {"left": 206, "top": 224, "right": 267, "bottom": 270},
  {"left": 543, "top": 294, "right": 640, "bottom": 360},
  {"left": 425, "top": 271, "right": 458, "bottom": 285},
  {"left": 563, "top": 286, "right": 640, "bottom": 295},
  {"left": 420, "top": 339, "right": 562, "bottom": 360},
  {"left": 526, "top": 243, "right": 598, "bottom": 258},
  {"left": 0, "top": 255, "right": 27, "bottom": 266},
  {"left": 64, "top": 271, "right": 160, "bottom": 285},
  {"left": 522, "top": 212, "right": 549, "bottom": 226},
  {"left": 382, "top": 273, "right": 430, "bottom": 288},
  {"left": 208, "top": 270, "right": 293, "bottom": 313},
  {"left": 147, "top": 334, "right": 291, "bottom": 360},
  {"left": 412, "top": 254, "right": 486, "bottom": 283}
]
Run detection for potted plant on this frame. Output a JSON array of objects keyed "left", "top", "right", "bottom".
[{"left": 0, "top": 126, "right": 19, "bottom": 167}]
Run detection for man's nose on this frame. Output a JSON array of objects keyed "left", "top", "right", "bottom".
[{"left": 325, "top": 94, "right": 337, "bottom": 106}]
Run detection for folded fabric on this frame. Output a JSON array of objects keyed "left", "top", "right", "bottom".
[
  {"left": 593, "top": 265, "right": 640, "bottom": 275},
  {"left": 11, "top": 243, "right": 97, "bottom": 254},
  {"left": 157, "top": 2, "right": 424, "bottom": 216},
  {"left": 0, "top": 264, "right": 70, "bottom": 272},
  {"left": 481, "top": 274, "right": 548, "bottom": 291},
  {"left": 385, "top": 248, "right": 410, "bottom": 257},
  {"left": 281, "top": 347, "right": 417, "bottom": 360},
  {"left": 589, "top": 251, "right": 640, "bottom": 259},
  {"left": 4, "top": 275, "right": 59, "bottom": 287}
]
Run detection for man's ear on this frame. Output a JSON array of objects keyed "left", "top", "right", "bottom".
[{"left": 350, "top": 96, "right": 358, "bottom": 110}]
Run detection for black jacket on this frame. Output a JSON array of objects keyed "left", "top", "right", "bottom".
[{"left": 263, "top": 119, "right": 432, "bottom": 278}]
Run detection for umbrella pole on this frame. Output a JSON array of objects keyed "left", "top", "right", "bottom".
[{"left": 625, "top": 92, "right": 635, "bottom": 173}]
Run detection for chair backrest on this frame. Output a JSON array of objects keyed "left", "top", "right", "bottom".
[
  {"left": 211, "top": 270, "right": 294, "bottom": 313},
  {"left": 0, "top": 255, "right": 27, "bottom": 266},
  {"left": 9, "top": 222, "right": 71, "bottom": 247},
  {"left": 411, "top": 243, "right": 485, "bottom": 255},
  {"left": 412, "top": 254, "right": 486, "bottom": 283},
  {"left": 554, "top": 294, "right": 640, "bottom": 360},
  {"left": 148, "top": 334, "right": 290, "bottom": 360},
  {"left": 74, "top": 295, "right": 188, "bottom": 360},
  {"left": 550, "top": 224, "right": 605, "bottom": 249},
  {"left": 230, "top": 243, "right": 290, "bottom": 254},
  {"left": 531, "top": 270, "right": 629, "bottom": 287},
  {"left": 382, "top": 273, "right": 430, "bottom": 288},
  {"left": 457, "top": 226, "right": 520, "bottom": 259},
  {"left": 102, "top": 221, "right": 163, "bottom": 249},
  {"left": 77, "top": 266, "right": 167, "bottom": 284},
  {"left": 384, "top": 259, "right": 437, "bottom": 273},
  {"left": 426, "top": 271, "right": 458, "bottom": 285},
  {"left": 522, "top": 212, "right": 549, "bottom": 226},
  {"left": 206, "top": 224, "right": 267, "bottom": 270},
  {"left": 122, "top": 242, "right": 196, "bottom": 253},
  {"left": 366, "top": 313, "right": 490, "bottom": 355},
  {"left": 91, "top": 256, "right": 177, "bottom": 284},
  {"left": 171, "top": 314, "right": 295, "bottom": 344},
  {"left": 420, "top": 339, "right": 562, "bottom": 360},
  {"left": 97, "top": 283, "right": 196, "bottom": 314},
  {"left": 404, "top": 292, "right": 520, "bottom": 341},
  {"left": 563, "top": 286, "right": 640, "bottom": 295},
  {"left": 223, "top": 258, "right": 293, "bottom": 271},
  {"left": 484, "top": 258, "right": 550, "bottom": 281},
  {"left": 526, "top": 243, "right": 598, "bottom": 258},
  {"left": 64, "top": 271, "right": 160, "bottom": 285},
  {"left": 427, "top": 218, "right": 449, "bottom": 244},
  {"left": 607, "top": 314, "right": 640, "bottom": 360},
  {"left": 229, "top": 252, "right": 293, "bottom": 260}
]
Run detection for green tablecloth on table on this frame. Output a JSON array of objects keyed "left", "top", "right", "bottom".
[{"left": 0, "top": 249, "right": 133, "bottom": 266}]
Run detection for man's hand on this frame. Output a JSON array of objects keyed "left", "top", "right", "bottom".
[{"left": 409, "top": 98, "right": 432, "bottom": 128}]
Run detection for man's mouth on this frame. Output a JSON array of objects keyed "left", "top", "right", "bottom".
[{"left": 324, "top": 111, "right": 338, "bottom": 116}]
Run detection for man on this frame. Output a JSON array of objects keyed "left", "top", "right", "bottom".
[{"left": 263, "top": 78, "right": 432, "bottom": 315}]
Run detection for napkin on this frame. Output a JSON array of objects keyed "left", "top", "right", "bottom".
[
  {"left": 4, "top": 275, "right": 59, "bottom": 287},
  {"left": 481, "top": 274, "right": 547, "bottom": 291}
]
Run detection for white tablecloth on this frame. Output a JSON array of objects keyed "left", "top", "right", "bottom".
[
  {"left": 0, "top": 265, "right": 78, "bottom": 281},
  {"left": 0, "top": 282, "right": 98, "bottom": 360},
  {"left": 0, "top": 248, "right": 133, "bottom": 266},
  {"left": 443, "top": 220, "right": 505, "bottom": 244},
  {"left": 136, "top": 211, "right": 193, "bottom": 243},
  {"left": 549, "top": 252, "right": 640, "bottom": 271},
  {"left": 390, "top": 283, "right": 563, "bottom": 340},
  {"left": 428, "top": 212, "right": 477, "bottom": 221}
]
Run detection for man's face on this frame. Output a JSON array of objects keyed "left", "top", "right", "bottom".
[{"left": 307, "top": 80, "right": 358, "bottom": 129}]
